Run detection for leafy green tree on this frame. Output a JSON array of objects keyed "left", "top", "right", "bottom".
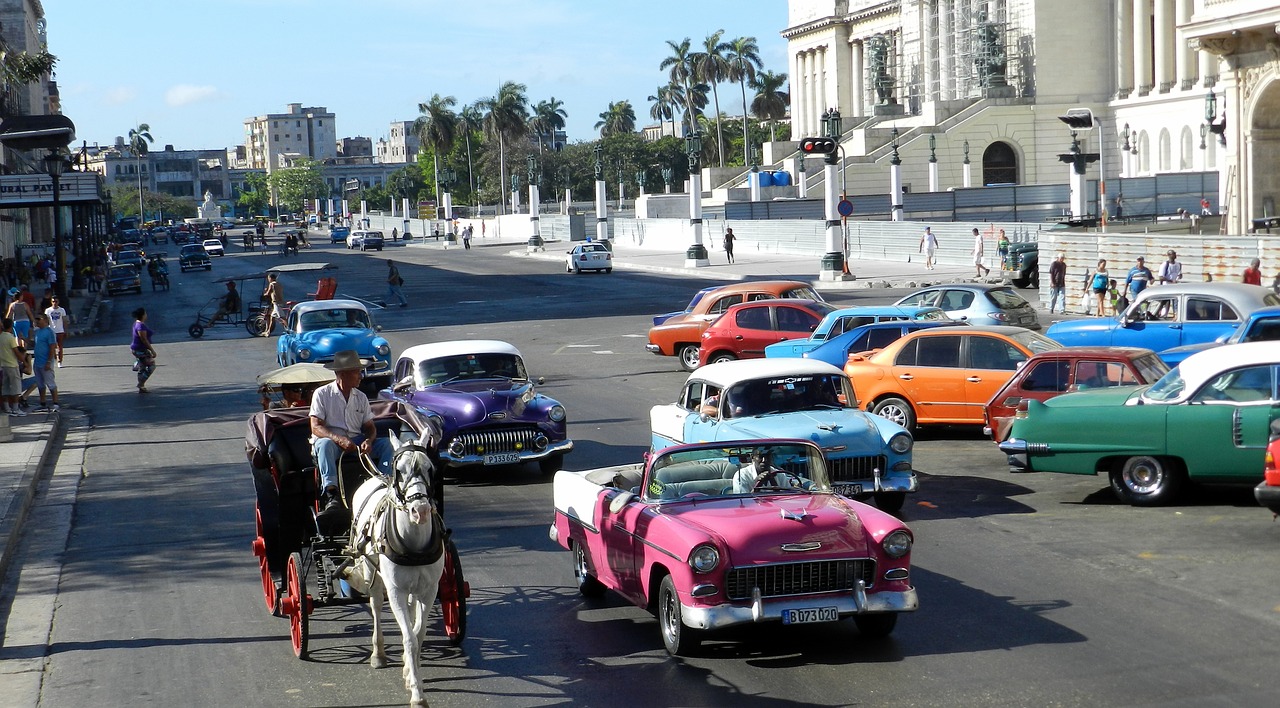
[
  {"left": 267, "top": 159, "right": 326, "bottom": 213},
  {"left": 726, "top": 35, "right": 763, "bottom": 165},
  {"left": 530, "top": 97, "right": 568, "bottom": 153},
  {"left": 751, "top": 70, "right": 791, "bottom": 143},
  {"left": 647, "top": 84, "right": 679, "bottom": 138},
  {"left": 595, "top": 101, "right": 637, "bottom": 138},
  {"left": 237, "top": 172, "right": 269, "bottom": 217},
  {"left": 693, "top": 30, "right": 731, "bottom": 167},
  {"left": 458, "top": 103, "right": 484, "bottom": 198},
  {"left": 0, "top": 39, "right": 56, "bottom": 86},
  {"left": 660, "top": 38, "right": 698, "bottom": 135},
  {"left": 477, "top": 81, "right": 529, "bottom": 214},
  {"left": 413, "top": 93, "right": 458, "bottom": 208},
  {"left": 127, "top": 123, "right": 153, "bottom": 219}
]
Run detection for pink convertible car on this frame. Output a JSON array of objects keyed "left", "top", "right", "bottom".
[{"left": 550, "top": 439, "right": 918, "bottom": 655}]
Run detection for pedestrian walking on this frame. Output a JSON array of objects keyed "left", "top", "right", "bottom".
[
  {"left": 462, "top": 225, "right": 472, "bottom": 250},
  {"left": 1047, "top": 252, "right": 1067, "bottom": 314},
  {"left": 6, "top": 286, "right": 32, "bottom": 348},
  {"left": 262, "top": 273, "right": 286, "bottom": 337},
  {"left": 44, "top": 295, "right": 68, "bottom": 366},
  {"left": 1243, "top": 258, "right": 1263, "bottom": 285},
  {"left": 386, "top": 260, "right": 408, "bottom": 308},
  {"left": 30, "top": 313, "right": 57, "bottom": 411},
  {"left": 131, "top": 307, "right": 157, "bottom": 394},
  {"left": 1158, "top": 250, "right": 1183, "bottom": 284},
  {"left": 1124, "top": 256, "right": 1154, "bottom": 303},
  {"left": 1084, "top": 259, "right": 1110, "bottom": 316},
  {"left": 0, "top": 316, "right": 25, "bottom": 416},
  {"left": 1114, "top": 194, "right": 1125, "bottom": 222},
  {"left": 971, "top": 228, "right": 990, "bottom": 277},
  {"left": 391, "top": 227, "right": 398, "bottom": 242},
  {"left": 919, "top": 227, "right": 939, "bottom": 270},
  {"left": 724, "top": 228, "right": 736, "bottom": 264}
]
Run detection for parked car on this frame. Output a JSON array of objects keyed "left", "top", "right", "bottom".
[
  {"left": 202, "top": 238, "right": 225, "bottom": 257},
  {"left": 1045, "top": 283, "right": 1280, "bottom": 355},
  {"left": 565, "top": 242, "right": 613, "bottom": 273},
  {"left": 178, "top": 244, "right": 212, "bottom": 271},
  {"left": 894, "top": 283, "right": 1042, "bottom": 329},
  {"left": 1000, "top": 342, "right": 1280, "bottom": 506},
  {"left": 1158, "top": 305, "right": 1280, "bottom": 366},
  {"left": 650, "top": 358, "right": 917, "bottom": 511},
  {"left": 982, "top": 347, "right": 1169, "bottom": 442},
  {"left": 1255, "top": 420, "right": 1280, "bottom": 515},
  {"left": 113, "top": 249, "right": 145, "bottom": 270},
  {"left": 277, "top": 299, "right": 393, "bottom": 395},
  {"left": 1001, "top": 241, "right": 1039, "bottom": 288},
  {"left": 647, "top": 281, "right": 826, "bottom": 371},
  {"left": 653, "top": 286, "right": 718, "bottom": 326},
  {"left": 764, "top": 305, "right": 951, "bottom": 359},
  {"left": 329, "top": 226, "right": 351, "bottom": 244},
  {"left": 801, "top": 320, "right": 968, "bottom": 369},
  {"left": 845, "top": 325, "right": 1062, "bottom": 430},
  {"left": 346, "top": 230, "right": 384, "bottom": 251},
  {"left": 150, "top": 227, "right": 169, "bottom": 244},
  {"left": 550, "top": 438, "right": 918, "bottom": 655},
  {"left": 381, "top": 340, "right": 572, "bottom": 475},
  {"left": 698, "top": 299, "right": 837, "bottom": 367},
  {"left": 106, "top": 264, "right": 142, "bottom": 295}
]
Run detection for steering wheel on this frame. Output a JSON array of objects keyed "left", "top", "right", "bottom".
[{"left": 753, "top": 468, "right": 803, "bottom": 491}]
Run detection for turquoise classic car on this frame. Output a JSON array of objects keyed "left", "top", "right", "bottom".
[
  {"left": 764, "top": 306, "right": 949, "bottom": 359},
  {"left": 999, "top": 342, "right": 1280, "bottom": 506}
]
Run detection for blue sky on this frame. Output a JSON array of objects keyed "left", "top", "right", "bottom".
[{"left": 46, "top": 0, "right": 789, "bottom": 152}]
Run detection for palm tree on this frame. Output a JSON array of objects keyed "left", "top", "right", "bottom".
[
  {"left": 659, "top": 38, "right": 698, "bottom": 136},
  {"left": 646, "top": 85, "right": 676, "bottom": 138},
  {"left": 751, "top": 70, "right": 790, "bottom": 143},
  {"left": 412, "top": 94, "right": 458, "bottom": 210},
  {"left": 726, "top": 35, "right": 763, "bottom": 165},
  {"left": 692, "top": 30, "right": 731, "bottom": 167},
  {"left": 459, "top": 103, "right": 484, "bottom": 199},
  {"left": 530, "top": 97, "right": 568, "bottom": 153},
  {"left": 477, "top": 81, "right": 529, "bottom": 214},
  {"left": 595, "top": 100, "right": 637, "bottom": 138},
  {"left": 127, "top": 123, "right": 153, "bottom": 220}
]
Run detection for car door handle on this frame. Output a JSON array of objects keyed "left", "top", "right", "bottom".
[
  {"left": 898, "top": 374, "right": 914, "bottom": 381},
  {"left": 735, "top": 335, "right": 744, "bottom": 340},
  {"left": 967, "top": 376, "right": 982, "bottom": 383},
  {"left": 1170, "top": 324, "right": 1182, "bottom": 329}
]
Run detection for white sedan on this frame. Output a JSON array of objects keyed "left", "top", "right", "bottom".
[
  {"left": 202, "top": 238, "right": 225, "bottom": 256},
  {"left": 565, "top": 242, "right": 612, "bottom": 274}
]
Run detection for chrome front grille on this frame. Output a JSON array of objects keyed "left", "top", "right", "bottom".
[
  {"left": 725, "top": 559, "right": 876, "bottom": 600},
  {"left": 455, "top": 425, "right": 542, "bottom": 455},
  {"left": 827, "top": 455, "right": 886, "bottom": 483}
]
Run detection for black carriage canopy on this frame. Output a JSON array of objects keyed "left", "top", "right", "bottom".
[{"left": 244, "top": 400, "right": 438, "bottom": 470}]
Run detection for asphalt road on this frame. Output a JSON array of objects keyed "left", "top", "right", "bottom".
[{"left": 9, "top": 236, "right": 1280, "bottom": 707}]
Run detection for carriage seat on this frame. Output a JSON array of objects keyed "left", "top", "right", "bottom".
[{"left": 268, "top": 424, "right": 316, "bottom": 499}]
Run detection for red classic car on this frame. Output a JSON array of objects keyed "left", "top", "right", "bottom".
[
  {"left": 1256, "top": 420, "right": 1280, "bottom": 515},
  {"left": 697, "top": 298, "right": 838, "bottom": 367},
  {"left": 983, "top": 347, "right": 1170, "bottom": 442},
  {"left": 550, "top": 439, "right": 918, "bottom": 655}
]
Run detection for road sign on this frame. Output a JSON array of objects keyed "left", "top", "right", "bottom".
[{"left": 837, "top": 199, "right": 854, "bottom": 217}]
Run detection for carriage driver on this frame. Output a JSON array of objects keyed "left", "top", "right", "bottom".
[{"left": 309, "top": 350, "right": 394, "bottom": 512}]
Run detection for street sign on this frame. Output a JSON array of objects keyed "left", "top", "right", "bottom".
[{"left": 837, "top": 199, "right": 854, "bottom": 217}]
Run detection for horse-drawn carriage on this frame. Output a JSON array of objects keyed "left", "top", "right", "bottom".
[{"left": 246, "top": 398, "right": 468, "bottom": 684}]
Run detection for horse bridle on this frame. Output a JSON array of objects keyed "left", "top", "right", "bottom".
[{"left": 387, "top": 443, "right": 434, "bottom": 509}]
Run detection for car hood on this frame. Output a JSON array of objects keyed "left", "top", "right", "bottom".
[
  {"left": 404, "top": 380, "right": 556, "bottom": 425},
  {"left": 658, "top": 494, "right": 871, "bottom": 560},
  {"left": 720, "top": 409, "right": 888, "bottom": 449},
  {"left": 295, "top": 328, "right": 388, "bottom": 358}
]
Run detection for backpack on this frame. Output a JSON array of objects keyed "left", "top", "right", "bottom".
[{"left": 1091, "top": 272, "right": 1108, "bottom": 291}]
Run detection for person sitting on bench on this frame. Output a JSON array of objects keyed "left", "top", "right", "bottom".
[{"left": 210, "top": 281, "right": 241, "bottom": 324}]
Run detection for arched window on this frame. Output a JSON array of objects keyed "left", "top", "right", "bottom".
[
  {"left": 1159, "top": 129, "right": 1171, "bottom": 172},
  {"left": 982, "top": 142, "right": 1018, "bottom": 185},
  {"left": 1138, "top": 133, "right": 1150, "bottom": 174},
  {"left": 1179, "top": 127, "right": 1194, "bottom": 170}
]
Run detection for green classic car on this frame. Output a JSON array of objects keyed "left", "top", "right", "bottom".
[{"left": 999, "top": 341, "right": 1280, "bottom": 506}]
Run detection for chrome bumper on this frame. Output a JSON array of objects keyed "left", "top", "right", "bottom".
[
  {"left": 997, "top": 438, "right": 1041, "bottom": 471},
  {"left": 644, "top": 343, "right": 662, "bottom": 354},
  {"left": 682, "top": 582, "right": 919, "bottom": 632},
  {"left": 877, "top": 469, "right": 918, "bottom": 493},
  {"left": 440, "top": 438, "right": 574, "bottom": 467}
]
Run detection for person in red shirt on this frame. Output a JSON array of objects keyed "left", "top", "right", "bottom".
[{"left": 1243, "top": 258, "right": 1263, "bottom": 286}]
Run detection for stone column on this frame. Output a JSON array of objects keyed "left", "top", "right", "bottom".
[
  {"left": 939, "top": 4, "right": 953, "bottom": 100},
  {"left": 595, "top": 178, "right": 608, "bottom": 243},
  {"left": 1175, "top": 0, "right": 1193, "bottom": 88},
  {"left": 922, "top": 14, "right": 934, "bottom": 103},
  {"left": 1153, "top": 0, "right": 1173, "bottom": 92},
  {"left": 1117, "top": 0, "right": 1134, "bottom": 95},
  {"left": 1199, "top": 46, "right": 1216, "bottom": 88},
  {"left": 1134, "top": 0, "right": 1152, "bottom": 95},
  {"left": 851, "top": 40, "right": 865, "bottom": 116},
  {"left": 790, "top": 50, "right": 802, "bottom": 137},
  {"left": 817, "top": 46, "right": 828, "bottom": 116},
  {"left": 806, "top": 51, "right": 819, "bottom": 136}
]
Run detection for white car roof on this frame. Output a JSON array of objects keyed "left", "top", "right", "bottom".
[
  {"left": 689, "top": 358, "right": 847, "bottom": 387},
  {"left": 291, "top": 298, "right": 369, "bottom": 315},
  {"left": 1174, "top": 341, "right": 1280, "bottom": 390},
  {"left": 400, "top": 340, "right": 522, "bottom": 363}
]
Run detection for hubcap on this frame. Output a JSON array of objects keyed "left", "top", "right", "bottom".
[
  {"left": 877, "top": 405, "right": 907, "bottom": 426},
  {"left": 1125, "top": 460, "right": 1163, "bottom": 494}
]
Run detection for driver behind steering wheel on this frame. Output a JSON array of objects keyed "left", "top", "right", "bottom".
[{"left": 732, "top": 448, "right": 773, "bottom": 494}]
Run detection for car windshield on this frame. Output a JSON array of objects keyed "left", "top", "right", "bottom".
[
  {"left": 643, "top": 442, "right": 831, "bottom": 502},
  {"left": 109, "top": 265, "right": 135, "bottom": 276},
  {"left": 299, "top": 308, "right": 372, "bottom": 331},
  {"left": 721, "top": 373, "right": 854, "bottom": 418},
  {"left": 580, "top": 244, "right": 608, "bottom": 253},
  {"left": 1009, "top": 330, "right": 1063, "bottom": 354},
  {"left": 417, "top": 353, "right": 528, "bottom": 384},
  {"left": 783, "top": 286, "right": 824, "bottom": 302},
  {"left": 181, "top": 246, "right": 204, "bottom": 255},
  {"left": 1144, "top": 367, "right": 1186, "bottom": 402},
  {"left": 1133, "top": 353, "right": 1171, "bottom": 382},
  {"left": 987, "top": 288, "right": 1031, "bottom": 309}
]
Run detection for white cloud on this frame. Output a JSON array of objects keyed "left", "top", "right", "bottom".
[
  {"left": 165, "top": 84, "right": 220, "bottom": 107},
  {"left": 104, "top": 87, "right": 136, "bottom": 105}
]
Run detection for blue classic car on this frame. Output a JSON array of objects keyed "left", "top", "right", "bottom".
[
  {"left": 1158, "top": 305, "right": 1280, "bottom": 366},
  {"left": 276, "top": 299, "right": 393, "bottom": 395},
  {"left": 381, "top": 340, "right": 573, "bottom": 475},
  {"left": 649, "top": 358, "right": 917, "bottom": 512},
  {"left": 1045, "top": 283, "right": 1280, "bottom": 355},
  {"left": 801, "top": 320, "right": 967, "bottom": 368},
  {"left": 764, "top": 305, "right": 951, "bottom": 359},
  {"left": 652, "top": 286, "right": 718, "bottom": 326}
]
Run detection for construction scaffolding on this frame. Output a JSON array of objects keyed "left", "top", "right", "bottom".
[{"left": 921, "top": 0, "right": 1027, "bottom": 102}]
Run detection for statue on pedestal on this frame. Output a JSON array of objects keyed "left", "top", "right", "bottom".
[{"left": 198, "top": 190, "right": 221, "bottom": 221}]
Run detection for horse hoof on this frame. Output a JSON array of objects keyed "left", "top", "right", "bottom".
[
  {"left": 410, "top": 699, "right": 428, "bottom": 708},
  {"left": 370, "top": 655, "right": 388, "bottom": 669}
]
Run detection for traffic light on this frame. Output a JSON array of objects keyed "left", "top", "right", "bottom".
[{"left": 800, "top": 137, "right": 838, "bottom": 155}]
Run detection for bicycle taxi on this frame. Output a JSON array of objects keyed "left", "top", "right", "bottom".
[{"left": 187, "top": 262, "right": 338, "bottom": 339}]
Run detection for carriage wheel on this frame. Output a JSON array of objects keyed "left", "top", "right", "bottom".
[
  {"left": 251, "top": 505, "right": 279, "bottom": 616},
  {"left": 439, "top": 538, "right": 468, "bottom": 646},
  {"left": 282, "top": 551, "right": 310, "bottom": 659},
  {"left": 188, "top": 323, "right": 204, "bottom": 339},
  {"left": 246, "top": 313, "right": 266, "bottom": 337}
]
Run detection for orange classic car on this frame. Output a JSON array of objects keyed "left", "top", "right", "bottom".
[
  {"left": 646, "top": 281, "right": 824, "bottom": 370},
  {"left": 844, "top": 325, "right": 1061, "bottom": 430}
]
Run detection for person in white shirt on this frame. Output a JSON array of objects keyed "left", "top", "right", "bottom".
[
  {"left": 1158, "top": 250, "right": 1183, "bottom": 284},
  {"left": 309, "top": 350, "right": 393, "bottom": 512},
  {"left": 919, "top": 227, "right": 940, "bottom": 270},
  {"left": 44, "top": 295, "right": 68, "bottom": 366},
  {"left": 971, "top": 228, "right": 989, "bottom": 277}
]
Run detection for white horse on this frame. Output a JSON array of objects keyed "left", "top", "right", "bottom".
[{"left": 346, "top": 431, "right": 444, "bottom": 708}]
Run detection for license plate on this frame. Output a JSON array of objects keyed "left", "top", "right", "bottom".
[
  {"left": 483, "top": 452, "right": 521, "bottom": 465},
  {"left": 833, "top": 483, "right": 863, "bottom": 496},
  {"left": 782, "top": 606, "right": 838, "bottom": 625}
]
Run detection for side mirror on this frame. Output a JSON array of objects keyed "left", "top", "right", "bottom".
[
  {"left": 1119, "top": 317, "right": 1131, "bottom": 328},
  {"left": 536, "top": 376, "right": 546, "bottom": 386},
  {"left": 374, "top": 324, "right": 383, "bottom": 332},
  {"left": 393, "top": 375, "right": 414, "bottom": 392}
]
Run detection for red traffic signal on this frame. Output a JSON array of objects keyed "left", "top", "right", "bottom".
[{"left": 801, "top": 137, "right": 838, "bottom": 155}]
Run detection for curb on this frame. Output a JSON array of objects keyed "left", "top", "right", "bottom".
[{"left": 0, "top": 413, "right": 62, "bottom": 585}]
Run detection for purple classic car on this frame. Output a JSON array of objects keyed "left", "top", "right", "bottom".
[
  {"left": 551, "top": 439, "right": 918, "bottom": 655},
  {"left": 381, "top": 340, "right": 572, "bottom": 475}
]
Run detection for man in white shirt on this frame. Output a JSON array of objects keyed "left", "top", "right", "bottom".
[
  {"left": 309, "top": 350, "right": 393, "bottom": 511},
  {"left": 44, "top": 295, "right": 68, "bottom": 366},
  {"left": 1158, "top": 250, "right": 1183, "bottom": 284}
]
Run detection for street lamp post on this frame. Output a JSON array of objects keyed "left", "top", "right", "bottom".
[
  {"left": 749, "top": 147, "right": 761, "bottom": 202},
  {"left": 43, "top": 150, "right": 71, "bottom": 303},
  {"left": 527, "top": 154, "right": 544, "bottom": 251},
  {"left": 684, "top": 131, "right": 709, "bottom": 267},
  {"left": 962, "top": 140, "right": 972, "bottom": 188},
  {"left": 819, "top": 109, "right": 848, "bottom": 280},
  {"left": 440, "top": 166, "right": 457, "bottom": 244},
  {"left": 796, "top": 154, "right": 807, "bottom": 198},
  {"left": 1205, "top": 90, "right": 1227, "bottom": 147},
  {"left": 888, "top": 127, "right": 903, "bottom": 222},
  {"left": 928, "top": 134, "right": 939, "bottom": 192},
  {"left": 593, "top": 146, "right": 609, "bottom": 244}
]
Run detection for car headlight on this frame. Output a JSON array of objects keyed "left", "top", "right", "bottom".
[
  {"left": 889, "top": 433, "right": 913, "bottom": 454},
  {"left": 689, "top": 545, "right": 720, "bottom": 574},
  {"left": 548, "top": 405, "right": 566, "bottom": 422},
  {"left": 882, "top": 530, "right": 912, "bottom": 559},
  {"left": 298, "top": 348, "right": 312, "bottom": 361},
  {"left": 376, "top": 343, "right": 391, "bottom": 356}
]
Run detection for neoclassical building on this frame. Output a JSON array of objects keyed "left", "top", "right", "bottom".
[{"left": 783, "top": 0, "right": 1280, "bottom": 233}]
